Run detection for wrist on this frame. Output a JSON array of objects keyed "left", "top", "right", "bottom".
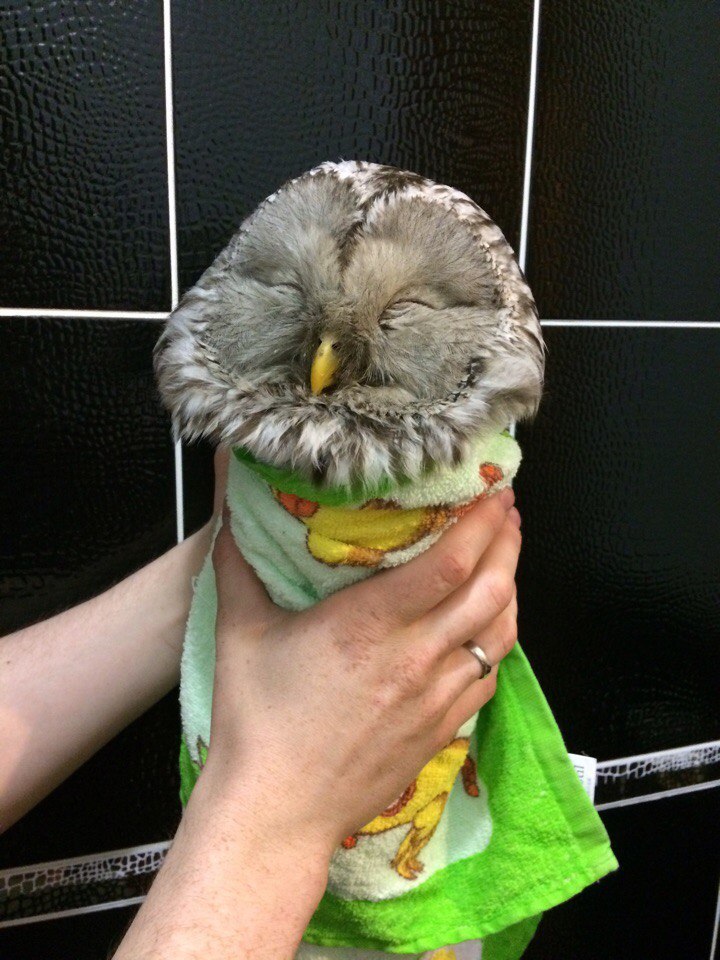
[
  {"left": 190, "top": 754, "right": 334, "bottom": 895},
  {"left": 115, "top": 754, "right": 331, "bottom": 958}
]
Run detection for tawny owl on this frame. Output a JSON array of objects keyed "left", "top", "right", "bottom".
[{"left": 154, "top": 160, "right": 544, "bottom": 487}]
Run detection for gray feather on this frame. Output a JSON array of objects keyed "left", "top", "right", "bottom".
[{"left": 154, "top": 160, "right": 545, "bottom": 488}]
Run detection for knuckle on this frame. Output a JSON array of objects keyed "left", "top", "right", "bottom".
[
  {"left": 436, "top": 549, "right": 474, "bottom": 592},
  {"left": 484, "top": 570, "right": 515, "bottom": 615}
]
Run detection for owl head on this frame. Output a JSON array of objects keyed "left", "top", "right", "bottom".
[{"left": 154, "top": 161, "right": 544, "bottom": 488}]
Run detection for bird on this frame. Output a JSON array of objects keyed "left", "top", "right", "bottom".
[{"left": 154, "top": 160, "right": 545, "bottom": 489}]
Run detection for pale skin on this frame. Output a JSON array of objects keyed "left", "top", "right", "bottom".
[{"left": 0, "top": 450, "right": 522, "bottom": 959}]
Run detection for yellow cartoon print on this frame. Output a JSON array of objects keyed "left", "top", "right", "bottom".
[
  {"left": 272, "top": 490, "right": 451, "bottom": 566},
  {"left": 269, "top": 463, "right": 499, "bottom": 878},
  {"left": 341, "top": 738, "right": 480, "bottom": 880},
  {"left": 272, "top": 462, "right": 504, "bottom": 569}
]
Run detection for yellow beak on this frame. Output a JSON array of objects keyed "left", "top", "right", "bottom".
[{"left": 310, "top": 337, "right": 340, "bottom": 395}]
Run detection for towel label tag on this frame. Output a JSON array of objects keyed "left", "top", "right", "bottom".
[{"left": 568, "top": 753, "right": 597, "bottom": 802}]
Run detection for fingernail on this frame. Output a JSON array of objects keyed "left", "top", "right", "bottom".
[
  {"left": 508, "top": 506, "right": 521, "bottom": 528},
  {"left": 499, "top": 486, "right": 515, "bottom": 509}
]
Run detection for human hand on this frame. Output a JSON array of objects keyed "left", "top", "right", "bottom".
[{"left": 198, "top": 482, "right": 521, "bottom": 862}]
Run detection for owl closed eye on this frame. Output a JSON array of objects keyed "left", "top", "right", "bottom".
[{"left": 154, "top": 161, "right": 544, "bottom": 487}]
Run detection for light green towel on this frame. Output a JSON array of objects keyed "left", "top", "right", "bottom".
[{"left": 178, "top": 429, "right": 617, "bottom": 958}]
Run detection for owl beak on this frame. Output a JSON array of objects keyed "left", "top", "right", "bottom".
[{"left": 310, "top": 336, "right": 340, "bottom": 395}]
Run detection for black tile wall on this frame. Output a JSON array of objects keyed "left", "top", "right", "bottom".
[
  {"left": 525, "top": 789, "right": 720, "bottom": 960},
  {"left": 0, "top": 317, "right": 182, "bottom": 868},
  {"left": 0, "top": 2, "right": 170, "bottom": 310},
  {"left": 2, "top": 0, "right": 719, "bottom": 955},
  {"left": 0, "top": 903, "right": 139, "bottom": 960},
  {"left": 181, "top": 438, "right": 215, "bottom": 539},
  {"left": 527, "top": 0, "right": 718, "bottom": 321},
  {"left": 0, "top": 317, "right": 176, "bottom": 635},
  {"left": 516, "top": 327, "right": 720, "bottom": 760},
  {"left": 171, "top": 0, "right": 533, "bottom": 292}
]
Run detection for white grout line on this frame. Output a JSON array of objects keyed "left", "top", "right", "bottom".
[
  {"left": 2, "top": 772, "right": 716, "bottom": 927},
  {"left": 594, "top": 778, "right": 720, "bottom": 811},
  {"left": 508, "top": 0, "right": 540, "bottom": 443},
  {"left": 517, "top": 0, "right": 541, "bottom": 274},
  {"left": 0, "top": 897, "right": 147, "bottom": 929},
  {"left": 710, "top": 875, "right": 720, "bottom": 960},
  {"left": 0, "top": 840, "right": 171, "bottom": 878},
  {"left": 541, "top": 319, "right": 720, "bottom": 328},
  {"left": 0, "top": 840, "right": 171, "bottom": 881},
  {"left": 163, "top": 0, "right": 185, "bottom": 544},
  {"left": 0, "top": 309, "right": 169, "bottom": 320},
  {"left": 596, "top": 739, "right": 720, "bottom": 771},
  {"left": 174, "top": 428, "right": 185, "bottom": 543},
  {"left": 163, "top": 0, "right": 179, "bottom": 312},
  {"left": 2, "top": 309, "right": 717, "bottom": 331}
]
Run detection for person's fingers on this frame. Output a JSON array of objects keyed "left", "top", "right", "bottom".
[
  {"left": 212, "top": 446, "right": 231, "bottom": 516},
  {"left": 434, "top": 666, "right": 499, "bottom": 745},
  {"left": 507, "top": 505, "right": 521, "bottom": 529},
  {"left": 212, "top": 510, "right": 279, "bottom": 638},
  {"left": 418, "top": 517, "right": 521, "bottom": 658},
  {"left": 466, "top": 588, "right": 518, "bottom": 665},
  {"left": 426, "top": 593, "right": 517, "bottom": 705},
  {"left": 438, "top": 587, "right": 517, "bottom": 679},
  {"left": 344, "top": 488, "right": 515, "bottom": 631}
]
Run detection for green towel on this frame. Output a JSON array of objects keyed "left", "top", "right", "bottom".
[{"left": 178, "top": 429, "right": 617, "bottom": 958}]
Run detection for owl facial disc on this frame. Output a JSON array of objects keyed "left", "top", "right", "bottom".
[{"left": 154, "top": 160, "right": 545, "bottom": 487}]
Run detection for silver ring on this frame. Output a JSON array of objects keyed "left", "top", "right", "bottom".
[{"left": 464, "top": 643, "right": 493, "bottom": 680}]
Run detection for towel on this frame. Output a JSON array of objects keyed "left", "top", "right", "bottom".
[{"left": 178, "top": 429, "right": 617, "bottom": 958}]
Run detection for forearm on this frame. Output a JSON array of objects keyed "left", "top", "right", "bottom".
[
  {"left": 0, "top": 521, "right": 213, "bottom": 831},
  {"left": 113, "top": 765, "right": 330, "bottom": 960}
]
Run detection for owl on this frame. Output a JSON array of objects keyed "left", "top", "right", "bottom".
[{"left": 154, "top": 160, "right": 544, "bottom": 487}]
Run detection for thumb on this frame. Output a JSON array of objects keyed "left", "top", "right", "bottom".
[
  {"left": 212, "top": 446, "right": 230, "bottom": 516},
  {"left": 212, "top": 504, "right": 277, "bottom": 635}
]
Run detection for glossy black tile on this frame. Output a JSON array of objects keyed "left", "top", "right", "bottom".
[
  {"left": 0, "top": 317, "right": 181, "bottom": 868},
  {"left": 0, "top": 904, "right": 140, "bottom": 960},
  {"left": 181, "top": 439, "right": 216, "bottom": 539},
  {"left": 515, "top": 327, "right": 720, "bottom": 760},
  {"left": 0, "top": 317, "right": 176, "bottom": 636},
  {"left": 528, "top": 1, "right": 718, "bottom": 321},
  {"left": 525, "top": 789, "right": 719, "bottom": 959},
  {"left": 0, "top": 2, "right": 170, "bottom": 310},
  {"left": 171, "top": 0, "right": 533, "bottom": 292}
]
